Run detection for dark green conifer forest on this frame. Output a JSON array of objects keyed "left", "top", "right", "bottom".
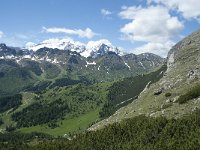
[{"left": 1, "top": 109, "right": 200, "bottom": 150}]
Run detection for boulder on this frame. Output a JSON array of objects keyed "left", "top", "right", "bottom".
[{"left": 154, "top": 87, "right": 164, "bottom": 95}]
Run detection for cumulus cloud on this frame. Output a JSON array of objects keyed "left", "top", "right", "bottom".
[
  {"left": 42, "top": 27, "right": 97, "bottom": 39},
  {"left": 101, "top": 9, "right": 112, "bottom": 16},
  {"left": 0, "top": 31, "right": 4, "bottom": 38},
  {"left": 133, "top": 41, "right": 175, "bottom": 57},
  {"left": 119, "top": 6, "right": 142, "bottom": 20},
  {"left": 119, "top": 5, "right": 183, "bottom": 43},
  {"left": 119, "top": 5, "right": 184, "bottom": 57},
  {"left": 148, "top": 0, "right": 200, "bottom": 22}
]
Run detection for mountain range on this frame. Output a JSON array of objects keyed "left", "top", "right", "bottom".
[
  {"left": 0, "top": 42, "right": 164, "bottom": 96},
  {"left": 25, "top": 39, "right": 124, "bottom": 57}
]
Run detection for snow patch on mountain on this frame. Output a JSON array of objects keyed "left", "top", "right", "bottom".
[
  {"left": 5, "top": 55, "right": 15, "bottom": 59},
  {"left": 98, "top": 66, "right": 101, "bottom": 71},
  {"left": 81, "top": 39, "right": 124, "bottom": 58},
  {"left": 81, "top": 39, "right": 113, "bottom": 57},
  {"left": 23, "top": 55, "right": 32, "bottom": 59},
  {"left": 139, "top": 61, "right": 146, "bottom": 69},
  {"left": 85, "top": 61, "right": 96, "bottom": 67},
  {"left": 26, "top": 38, "right": 85, "bottom": 52},
  {"left": 124, "top": 61, "right": 131, "bottom": 70}
]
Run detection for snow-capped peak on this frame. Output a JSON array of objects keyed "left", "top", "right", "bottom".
[
  {"left": 81, "top": 39, "right": 123, "bottom": 58},
  {"left": 25, "top": 38, "right": 124, "bottom": 58},
  {"left": 25, "top": 38, "right": 85, "bottom": 52},
  {"left": 64, "top": 41, "right": 85, "bottom": 53}
]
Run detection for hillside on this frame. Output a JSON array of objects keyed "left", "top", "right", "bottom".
[
  {"left": 89, "top": 29, "right": 200, "bottom": 130},
  {"left": 0, "top": 65, "right": 165, "bottom": 136}
]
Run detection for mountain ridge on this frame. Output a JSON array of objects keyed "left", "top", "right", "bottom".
[
  {"left": 0, "top": 43, "right": 164, "bottom": 70},
  {"left": 0, "top": 43, "right": 165, "bottom": 96}
]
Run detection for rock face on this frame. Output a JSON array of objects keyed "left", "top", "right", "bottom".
[
  {"left": 164, "top": 30, "right": 200, "bottom": 86},
  {"left": 153, "top": 88, "right": 164, "bottom": 95},
  {"left": 89, "top": 29, "right": 200, "bottom": 131},
  {"left": 187, "top": 70, "right": 200, "bottom": 80}
]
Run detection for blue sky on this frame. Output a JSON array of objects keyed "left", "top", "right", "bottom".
[{"left": 0, "top": 0, "right": 199, "bottom": 57}]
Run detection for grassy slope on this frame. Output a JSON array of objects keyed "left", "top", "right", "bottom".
[
  {"left": 0, "top": 70, "right": 38, "bottom": 97},
  {"left": 1, "top": 96, "right": 99, "bottom": 136},
  {"left": 16, "top": 66, "right": 166, "bottom": 136},
  {"left": 19, "top": 109, "right": 99, "bottom": 136},
  {"left": 0, "top": 64, "right": 167, "bottom": 136},
  {"left": 90, "top": 30, "right": 200, "bottom": 130},
  {"left": 5, "top": 82, "right": 110, "bottom": 136},
  {"left": 99, "top": 65, "right": 167, "bottom": 118},
  {"left": 0, "top": 92, "right": 36, "bottom": 130}
]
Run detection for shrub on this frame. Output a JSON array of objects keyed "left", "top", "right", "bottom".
[
  {"left": 177, "top": 85, "right": 200, "bottom": 104},
  {"left": 0, "top": 118, "right": 3, "bottom": 125},
  {"left": 0, "top": 94, "right": 22, "bottom": 113},
  {"left": 6, "top": 125, "right": 16, "bottom": 132},
  {"left": 165, "top": 93, "right": 172, "bottom": 97},
  {"left": 161, "top": 103, "right": 172, "bottom": 110}
]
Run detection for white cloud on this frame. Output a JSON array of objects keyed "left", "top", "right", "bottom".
[
  {"left": 119, "top": 5, "right": 184, "bottom": 57},
  {"left": 119, "top": 6, "right": 142, "bottom": 20},
  {"left": 0, "top": 31, "right": 4, "bottom": 38},
  {"left": 133, "top": 41, "right": 175, "bottom": 57},
  {"left": 148, "top": 0, "right": 200, "bottom": 22},
  {"left": 101, "top": 9, "right": 112, "bottom": 16},
  {"left": 42, "top": 27, "right": 97, "bottom": 39},
  {"left": 119, "top": 5, "right": 183, "bottom": 43}
]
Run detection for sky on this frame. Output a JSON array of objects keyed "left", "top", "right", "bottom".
[{"left": 0, "top": 0, "right": 200, "bottom": 57}]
